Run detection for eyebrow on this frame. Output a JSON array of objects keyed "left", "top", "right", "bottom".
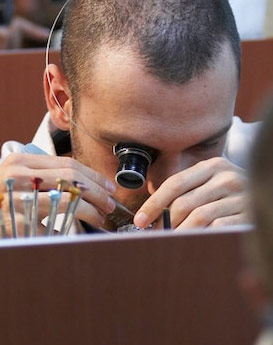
[
  {"left": 99, "top": 121, "right": 233, "bottom": 150},
  {"left": 99, "top": 131, "right": 149, "bottom": 147},
  {"left": 194, "top": 122, "right": 233, "bottom": 147}
]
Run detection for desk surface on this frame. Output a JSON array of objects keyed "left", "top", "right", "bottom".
[{"left": 0, "top": 228, "right": 259, "bottom": 345}]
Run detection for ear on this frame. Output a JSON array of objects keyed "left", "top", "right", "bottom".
[
  {"left": 43, "top": 64, "right": 72, "bottom": 131},
  {"left": 239, "top": 268, "right": 270, "bottom": 314}
]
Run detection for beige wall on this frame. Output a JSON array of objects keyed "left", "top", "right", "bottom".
[{"left": 265, "top": 0, "right": 273, "bottom": 37}]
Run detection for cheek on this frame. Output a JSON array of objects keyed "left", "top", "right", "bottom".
[
  {"left": 146, "top": 142, "right": 226, "bottom": 191},
  {"left": 72, "top": 134, "right": 119, "bottom": 181},
  {"left": 90, "top": 150, "right": 119, "bottom": 182}
]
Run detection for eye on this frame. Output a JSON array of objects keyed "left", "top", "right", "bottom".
[
  {"left": 114, "top": 142, "right": 159, "bottom": 163},
  {"left": 191, "top": 139, "right": 222, "bottom": 152}
]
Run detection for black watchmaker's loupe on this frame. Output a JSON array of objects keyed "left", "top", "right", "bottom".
[{"left": 114, "top": 143, "right": 157, "bottom": 189}]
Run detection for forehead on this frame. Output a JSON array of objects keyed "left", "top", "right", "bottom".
[{"left": 79, "top": 43, "right": 237, "bottom": 149}]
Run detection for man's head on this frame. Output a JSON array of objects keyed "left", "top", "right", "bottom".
[
  {"left": 61, "top": 0, "right": 240, "bottom": 107},
  {"left": 45, "top": 0, "right": 240, "bottom": 229}
]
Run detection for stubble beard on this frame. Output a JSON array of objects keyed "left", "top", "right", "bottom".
[
  {"left": 104, "top": 194, "right": 148, "bottom": 230},
  {"left": 71, "top": 126, "right": 148, "bottom": 231}
]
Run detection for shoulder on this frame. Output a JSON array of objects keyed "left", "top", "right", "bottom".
[
  {"left": 224, "top": 116, "right": 262, "bottom": 169},
  {"left": 0, "top": 141, "right": 26, "bottom": 162},
  {"left": 230, "top": 116, "right": 262, "bottom": 136},
  {"left": 255, "top": 329, "right": 273, "bottom": 345},
  {"left": 0, "top": 113, "right": 57, "bottom": 163}
]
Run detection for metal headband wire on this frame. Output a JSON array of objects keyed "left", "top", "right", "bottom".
[{"left": 45, "top": 0, "right": 112, "bottom": 147}]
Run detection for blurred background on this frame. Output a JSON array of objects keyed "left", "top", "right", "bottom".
[
  {"left": 0, "top": 0, "right": 272, "bottom": 50},
  {"left": 0, "top": 0, "right": 272, "bottom": 147},
  {"left": 0, "top": 0, "right": 65, "bottom": 49},
  {"left": 0, "top": 0, "right": 273, "bottom": 49},
  {"left": 229, "top": 0, "right": 273, "bottom": 40}
]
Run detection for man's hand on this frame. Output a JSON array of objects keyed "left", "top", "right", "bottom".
[
  {"left": 0, "top": 153, "right": 117, "bottom": 237},
  {"left": 134, "top": 157, "right": 249, "bottom": 230}
]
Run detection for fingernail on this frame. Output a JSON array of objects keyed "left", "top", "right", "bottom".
[
  {"left": 107, "top": 197, "right": 116, "bottom": 213},
  {"left": 134, "top": 212, "right": 148, "bottom": 228},
  {"left": 106, "top": 181, "right": 116, "bottom": 194}
]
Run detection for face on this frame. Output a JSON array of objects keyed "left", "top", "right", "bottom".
[{"left": 70, "top": 42, "right": 238, "bottom": 229}]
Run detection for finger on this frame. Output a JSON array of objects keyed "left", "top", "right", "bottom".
[
  {"left": 30, "top": 172, "right": 116, "bottom": 216},
  {"left": 170, "top": 170, "right": 246, "bottom": 228},
  {"left": 208, "top": 213, "right": 250, "bottom": 228},
  {"left": 134, "top": 161, "right": 214, "bottom": 228},
  {"left": 1, "top": 153, "right": 116, "bottom": 193},
  {"left": 49, "top": 191, "right": 107, "bottom": 229},
  {"left": 134, "top": 158, "right": 243, "bottom": 228},
  {"left": 40, "top": 191, "right": 109, "bottom": 230},
  {"left": 0, "top": 190, "right": 110, "bottom": 234},
  {"left": 40, "top": 195, "right": 107, "bottom": 231},
  {"left": 28, "top": 191, "right": 110, "bottom": 227},
  {"left": 0, "top": 194, "right": 105, "bottom": 236},
  {"left": 74, "top": 198, "right": 106, "bottom": 228},
  {"left": 2, "top": 191, "right": 61, "bottom": 221},
  {"left": 34, "top": 173, "right": 116, "bottom": 216},
  {"left": 175, "top": 195, "right": 247, "bottom": 230},
  {"left": 0, "top": 154, "right": 116, "bottom": 214}
]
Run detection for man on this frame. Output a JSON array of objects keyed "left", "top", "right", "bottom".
[
  {"left": 242, "top": 98, "right": 273, "bottom": 345},
  {"left": 0, "top": 0, "right": 258, "bottom": 234}
]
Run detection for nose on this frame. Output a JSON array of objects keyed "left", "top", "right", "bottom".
[{"left": 146, "top": 153, "right": 194, "bottom": 195}]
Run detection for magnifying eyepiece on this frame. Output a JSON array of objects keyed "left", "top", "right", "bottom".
[{"left": 114, "top": 143, "right": 155, "bottom": 189}]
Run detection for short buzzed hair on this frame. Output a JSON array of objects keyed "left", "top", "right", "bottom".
[
  {"left": 248, "top": 97, "right": 273, "bottom": 300},
  {"left": 61, "top": 0, "right": 240, "bottom": 103}
]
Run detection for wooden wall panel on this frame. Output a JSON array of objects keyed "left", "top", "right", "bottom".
[{"left": 0, "top": 49, "right": 60, "bottom": 148}]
